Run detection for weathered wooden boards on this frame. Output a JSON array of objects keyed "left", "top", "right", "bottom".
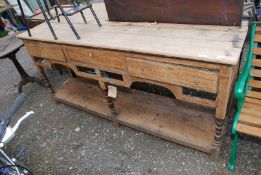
[
  {"left": 22, "top": 39, "right": 235, "bottom": 112},
  {"left": 54, "top": 78, "right": 216, "bottom": 153},
  {"left": 20, "top": 37, "right": 239, "bottom": 157},
  {"left": 20, "top": 3, "right": 248, "bottom": 66},
  {"left": 238, "top": 96, "right": 261, "bottom": 137},
  {"left": 104, "top": 0, "right": 244, "bottom": 26},
  {"left": 236, "top": 31, "right": 261, "bottom": 138},
  {"left": 18, "top": 21, "right": 248, "bottom": 65}
]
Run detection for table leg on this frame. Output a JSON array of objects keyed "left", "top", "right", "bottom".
[
  {"left": 9, "top": 54, "right": 44, "bottom": 93},
  {"left": 16, "top": 76, "right": 44, "bottom": 93},
  {"left": 97, "top": 73, "right": 118, "bottom": 118},
  {"left": 17, "top": 0, "right": 31, "bottom": 37},
  {"left": 103, "top": 87, "right": 119, "bottom": 126},
  {"left": 9, "top": 54, "right": 29, "bottom": 80},
  {"left": 103, "top": 88, "right": 117, "bottom": 117},
  {"left": 211, "top": 118, "right": 225, "bottom": 160}
]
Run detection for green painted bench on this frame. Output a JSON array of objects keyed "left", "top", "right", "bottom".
[{"left": 228, "top": 22, "right": 261, "bottom": 171}]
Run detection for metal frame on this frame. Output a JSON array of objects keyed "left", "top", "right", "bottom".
[
  {"left": 227, "top": 22, "right": 258, "bottom": 171},
  {"left": 243, "top": 1, "right": 258, "bottom": 20},
  {"left": 17, "top": 0, "right": 102, "bottom": 40},
  {"left": 17, "top": 0, "right": 32, "bottom": 37}
]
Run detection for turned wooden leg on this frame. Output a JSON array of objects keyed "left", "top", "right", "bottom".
[
  {"left": 98, "top": 81, "right": 119, "bottom": 127},
  {"left": 103, "top": 87, "right": 119, "bottom": 126},
  {"left": 103, "top": 89, "right": 117, "bottom": 117},
  {"left": 98, "top": 78, "right": 118, "bottom": 118},
  {"left": 211, "top": 118, "right": 225, "bottom": 160},
  {"left": 39, "top": 67, "right": 55, "bottom": 94}
]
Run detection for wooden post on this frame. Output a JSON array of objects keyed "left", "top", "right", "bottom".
[
  {"left": 212, "top": 65, "right": 232, "bottom": 159},
  {"left": 213, "top": 64, "right": 238, "bottom": 159},
  {"left": 211, "top": 118, "right": 225, "bottom": 160},
  {"left": 103, "top": 89, "right": 118, "bottom": 117},
  {"left": 215, "top": 66, "right": 234, "bottom": 119},
  {"left": 100, "top": 82, "right": 119, "bottom": 126},
  {"left": 97, "top": 69, "right": 118, "bottom": 118}
]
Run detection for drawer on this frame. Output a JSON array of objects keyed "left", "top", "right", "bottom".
[
  {"left": 41, "top": 43, "right": 66, "bottom": 62},
  {"left": 66, "top": 46, "right": 92, "bottom": 64},
  {"left": 23, "top": 40, "right": 42, "bottom": 57},
  {"left": 126, "top": 57, "right": 219, "bottom": 93},
  {"left": 91, "top": 50, "right": 126, "bottom": 71},
  {"left": 66, "top": 47, "right": 125, "bottom": 71}
]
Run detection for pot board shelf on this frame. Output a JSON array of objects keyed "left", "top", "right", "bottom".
[{"left": 54, "top": 78, "right": 216, "bottom": 153}]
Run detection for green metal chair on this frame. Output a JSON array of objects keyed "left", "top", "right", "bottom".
[{"left": 228, "top": 22, "right": 261, "bottom": 171}]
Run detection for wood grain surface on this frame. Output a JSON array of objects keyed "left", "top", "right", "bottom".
[{"left": 104, "top": 0, "right": 243, "bottom": 26}]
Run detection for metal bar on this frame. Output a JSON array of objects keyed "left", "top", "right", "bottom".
[
  {"left": 6, "top": 10, "right": 17, "bottom": 24},
  {"left": 73, "top": 0, "right": 81, "bottom": 6},
  {"left": 36, "top": 0, "right": 58, "bottom": 40},
  {"left": 65, "top": 5, "right": 91, "bottom": 16},
  {"left": 17, "top": 0, "right": 31, "bottom": 36},
  {"left": 234, "top": 22, "right": 257, "bottom": 101},
  {"left": 43, "top": 0, "right": 54, "bottom": 19},
  {"left": 228, "top": 133, "right": 239, "bottom": 171},
  {"left": 80, "top": 11, "right": 87, "bottom": 23},
  {"left": 89, "top": 5, "right": 102, "bottom": 27},
  {"left": 9, "top": 54, "right": 29, "bottom": 80},
  {"left": 71, "top": 0, "right": 79, "bottom": 8},
  {"left": 54, "top": 7, "right": 60, "bottom": 22},
  {"left": 54, "top": 0, "right": 81, "bottom": 39}
]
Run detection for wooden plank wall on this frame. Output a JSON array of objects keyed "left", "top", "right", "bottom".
[{"left": 104, "top": 0, "right": 243, "bottom": 26}]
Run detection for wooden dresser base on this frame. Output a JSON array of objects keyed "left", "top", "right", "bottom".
[
  {"left": 18, "top": 7, "right": 246, "bottom": 158},
  {"left": 54, "top": 78, "right": 216, "bottom": 153}
]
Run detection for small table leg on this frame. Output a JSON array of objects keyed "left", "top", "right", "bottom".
[
  {"left": 211, "top": 118, "right": 225, "bottom": 160},
  {"left": 103, "top": 89, "right": 117, "bottom": 117},
  {"left": 9, "top": 54, "right": 44, "bottom": 93},
  {"left": 98, "top": 78, "right": 118, "bottom": 118}
]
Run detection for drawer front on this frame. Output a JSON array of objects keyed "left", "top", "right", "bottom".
[
  {"left": 91, "top": 50, "right": 126, "bottom": 71},
  {"left": 66, "top": 46, "right": 92, "bottom": 64},
  {"left": 23, "top": 40, "right": 42, "bottom": 57},
  {"left": 66, "top": 47, "right": 126, "bottom": 71},
  {"left": 41, "top": 43, "right": 66, "bottom": 61},
  {"left": 127, "top": 57, "right": 219, "bottom": 93}
]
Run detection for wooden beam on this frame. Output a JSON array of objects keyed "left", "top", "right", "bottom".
[
  {"left": 237, "top": 123, "right": 261, "bottom": 138},
  {"left": 240, "top": 108, "right": 261, "bottom": 128},
  {"left": 250, "top": 69, "right": 261, "bottom": 78},
  {"left": 252, "top": 59, "right": 261, "bottom": 67},
  {"left": 252, "top": 47, "right": 261, "bottom": 55},
  {"left": 244, "top": 101, "right": 261, "bottom": 111},
  {"left": 246, "top": 91, "right": 261, "bottom": 100},
  {"left": 248, "top": 79, "right": 261, "bottom": 88}
]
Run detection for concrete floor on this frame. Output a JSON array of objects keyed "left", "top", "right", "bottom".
[{"left": 0, "top": 8, "right": 260, "bottom": 174}]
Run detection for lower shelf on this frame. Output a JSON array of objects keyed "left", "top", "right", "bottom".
[{"left": 54, "top": 78, "right": 216, "bottom": 153}]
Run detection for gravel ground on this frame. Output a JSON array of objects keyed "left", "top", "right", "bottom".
[
  {"left": 0, "top": 5, "right": 260, "bottom": 175},
  {"left": 0, "top": 47, "right": 259, "bottom": 175}
]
